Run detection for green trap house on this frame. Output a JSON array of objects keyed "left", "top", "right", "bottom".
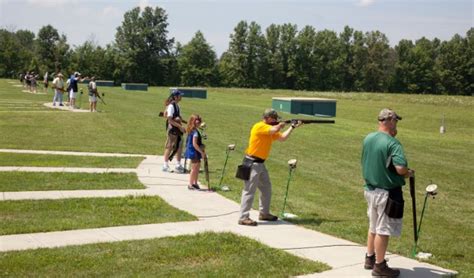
[
  {"left": 272, "top": 97, "right": 337, "bottom": 117},
  {"left": 170, "top": 87, "right": 207, "bottom": 99},
  {"left": 122, "top": 83, "right": 148, "bottom": 91}
]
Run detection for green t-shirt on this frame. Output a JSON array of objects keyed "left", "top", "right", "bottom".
[{"left": 361, "top": 131, "right": 407, "bottom": 190}]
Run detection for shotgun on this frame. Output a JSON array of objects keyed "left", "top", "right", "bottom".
[{"left": 281, "top": 119, "right": 335, "bottom": 124}]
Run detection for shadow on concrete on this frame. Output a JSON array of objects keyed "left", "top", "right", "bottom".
[{"left": 399, "top": 266, "right": 458, "bottom": 277}]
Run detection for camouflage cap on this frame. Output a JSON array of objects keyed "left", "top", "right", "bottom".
[
  {"left": 263, "top": 108, "right": 281, "bottom": 120},
  {"left": 378, "top": 108, "right": 402, "bottom": 121}
]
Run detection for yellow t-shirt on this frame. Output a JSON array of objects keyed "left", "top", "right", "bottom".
[{"left": 245, "top": 121, "right": 282, "bottom": 160}]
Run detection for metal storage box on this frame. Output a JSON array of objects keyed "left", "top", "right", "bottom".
[{"left": 272, "top": 97, "right": 336, "bottom": 117}]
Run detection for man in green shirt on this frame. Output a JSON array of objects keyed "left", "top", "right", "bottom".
[{"left": 361, "top": 108, "right": 415, "bottom": 277}]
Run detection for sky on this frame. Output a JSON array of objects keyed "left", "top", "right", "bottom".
[{"left": 0, "top": 0, "right": 472, "bottom": 56}]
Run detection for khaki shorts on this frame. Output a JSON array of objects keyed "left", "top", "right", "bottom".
[
  {"left": 365, "top": 188, "right": 402, "bottom": 236},
  {"left": 165, "top": 132, "right": 182, "bottom": 149}
]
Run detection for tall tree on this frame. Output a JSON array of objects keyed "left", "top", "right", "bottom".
[
  {"left": 363, "top": 31, "right": 391, "bottom": 92},
  {"left": 313, "top": 29, "right": 344, "bottom": 91},
  {"left": 278, "top": 23, "right": 298, "bottom": 89},
  {"left": 436, "top": 31, "right": 472, "bottom": 95},
  {"left": 265, "top": 24, "right": 285, "bottom": 88},
  {"left": 35, "top": 25, "right": 69, "bottom": 73},
  {"left": 115, "top": 6, "right": 174, "bottom": 85},
  {"left": 219, "top": 21, "right": 249, "bottom": 87},
  {"left": 178, "top": 31, "right": 218, "bottom": 86},
  {"left": 294, "top": 25, "right": 316, "bottom": 90}
]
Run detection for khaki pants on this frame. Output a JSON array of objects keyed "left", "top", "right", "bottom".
[{"left": 239, "top": 162, "right": 272, "bottom": 221}]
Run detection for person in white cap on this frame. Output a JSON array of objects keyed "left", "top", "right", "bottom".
[
  {"left": 68, "top": 72, "right": 84, "bottom": 109},
  {"left": 361, "top": 108, "right": 415, "bottom": 277}
]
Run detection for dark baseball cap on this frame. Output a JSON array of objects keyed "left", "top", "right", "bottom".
[{"left": 171, "top": 89, "right": 184, "bottom": 96}]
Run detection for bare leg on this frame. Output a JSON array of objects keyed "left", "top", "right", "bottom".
[
  {"left": 367, "top": 231, "right": 375, "bottom": 255},
  {"left": 374, "top": 234, "right": 389, "bottom": 263}
]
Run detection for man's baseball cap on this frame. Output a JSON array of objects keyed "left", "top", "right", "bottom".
[
  {"left": 74, "top": 72, "right": 81, "bottom": 76},
  {"left": 57, "top": 73, "right": 63, "bottom": 77},
  {"left": 263, "top": 108, "right": 281, "bottom": 120},
  {"left": 171, "top": 89, "right": 184, "bottom": 96},
  {"left": 378, "top": 108, "right": 402, "bottom": 121}
]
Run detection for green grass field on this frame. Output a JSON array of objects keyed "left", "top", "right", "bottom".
[
  {"left": 0, "top": 196, "right": 196, "bottom": 235},
  {"left": 1, "top": 79, "right": 472, "bottom": 276},
  {"left": 0, "top": 153, "right": 144, "bottom": 168},
  {"left": 0, "top": 172, "right": 145, "bottom": 191},
  {"left": 0, "top": 232, "right": 329, "bottom": 277}
]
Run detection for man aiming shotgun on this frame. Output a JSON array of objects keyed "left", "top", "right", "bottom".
[
  {"left": 236, "top": 108, "right": 305, "bottom": 226},
  {"left": 361, "top": 108, "right": 415, "bottom": 277}
]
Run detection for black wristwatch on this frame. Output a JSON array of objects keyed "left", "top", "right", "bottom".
[{"left": 291, "top": 124, "right": 296, "bottom": 129}]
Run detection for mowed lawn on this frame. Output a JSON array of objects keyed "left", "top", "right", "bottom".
[
  {"left": 0, "top": 79, "right": 472, "bottom": 276},
  {"left": 0, "top": 232, "right": 329, "bottom": 277}
]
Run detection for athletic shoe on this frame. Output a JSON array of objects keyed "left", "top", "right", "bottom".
[
  {"left": 59, "top": 104, "right": 64, "bottom": 106},
  {"left": 238, "top": 218, "right": 257, "bottom": 226},
  {"left": 162, "top": 165, "right": 170, "bottom": 172},
  {"left": 259, "top": 213, "right": 278, "bottom": 221},
  {"left": 192, "top": 184, "right": 200, "bottom": 190},
  {"left": 187, "top": 185, "right": 195, "bottom": 190},
  {"left": 372, "top": 260, "right": 400, "bottom": 277},
  {"left": 175, "top": 165, "right": 185, "bottom": 173},
  {"left": 364, "top": 254, "right": 376, "bottom": 269}
]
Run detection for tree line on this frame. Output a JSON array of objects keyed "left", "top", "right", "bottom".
[{"left": 0, "top": 6, "right": 472, "bottom": 95}]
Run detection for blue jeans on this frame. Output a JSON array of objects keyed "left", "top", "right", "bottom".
[{"left": 53, "top": 90, "right": 63, "bottom": 105}]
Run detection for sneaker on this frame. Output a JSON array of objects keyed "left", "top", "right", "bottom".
[
  {"left": 372, "top": 260, "right": 400, "bottom": 277},
  {"left": 238, "top": 218, "right": 258, "bottom": 226},
  {"left": 187, "top": 185, "right": 195, "bottom": 190},
  {"left": 259, "top": 213, "right": 278, "bottom": 221},
  {"left": 59, "top": 104, "right": 64, "bottom": 106},
  {"left": 162, "top": 165, "right": 170, "bottom": 172},
  {"left": 175, "top": 165, "right": 185, "bottom": 173},
  {"left": 192, "top": 184, "right": 200, "bottom": 190},
  {"left": 364, "top": 253, "right": 376, "bottom": 269}
]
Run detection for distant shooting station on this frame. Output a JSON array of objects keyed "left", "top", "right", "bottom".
[
  {"left": 122, "top": 83, "right": 148, "bottom": 91},
  {"left": 272, "top": 97, "right": 337, "bottom": 117}
]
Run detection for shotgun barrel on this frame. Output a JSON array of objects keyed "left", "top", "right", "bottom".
[
  {"left": 409, "top": 176, "right": 418, "bottom": 242},
  {"left": 282, "top": 119, "right": 335, "bottom": 124}
]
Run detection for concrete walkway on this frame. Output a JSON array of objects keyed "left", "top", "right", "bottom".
[{"left": 0, "top": 149, "right": 457, "bottom": 277}]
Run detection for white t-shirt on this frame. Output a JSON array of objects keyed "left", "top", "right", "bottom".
[
  {"left": 166, "top": 102, "right": 180, "bottom": 129},
  {"left": 52, "top": 77, "right": 64, "bottom": 90}
]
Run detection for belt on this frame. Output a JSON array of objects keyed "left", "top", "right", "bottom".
[{"left": 245, "top": 155, "right": 265, "bottom": 163}]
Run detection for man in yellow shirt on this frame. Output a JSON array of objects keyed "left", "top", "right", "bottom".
[{"left": 238, "top": 108, "right": 301, "bottom": 226}]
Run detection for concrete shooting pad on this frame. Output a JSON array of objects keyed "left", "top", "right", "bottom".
[
  {"left": 43, "top": 103, "right": 90, "bottom": 112},
  {"left": 272, "top": 97, "right": 337, "bottom": 117},
  {"left": 122, "top": 83, "right": 148, "bottom": 91},
  {"left": 170, "top": 87, "right": 207, "bottom": 99}
]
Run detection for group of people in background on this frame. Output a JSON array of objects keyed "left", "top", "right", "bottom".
[
  {"left": 19, "top": 71, "right": 100, "bottom": 113},
  {"left": 19, "top": 71, "right": 40, "bottom": 94}
]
